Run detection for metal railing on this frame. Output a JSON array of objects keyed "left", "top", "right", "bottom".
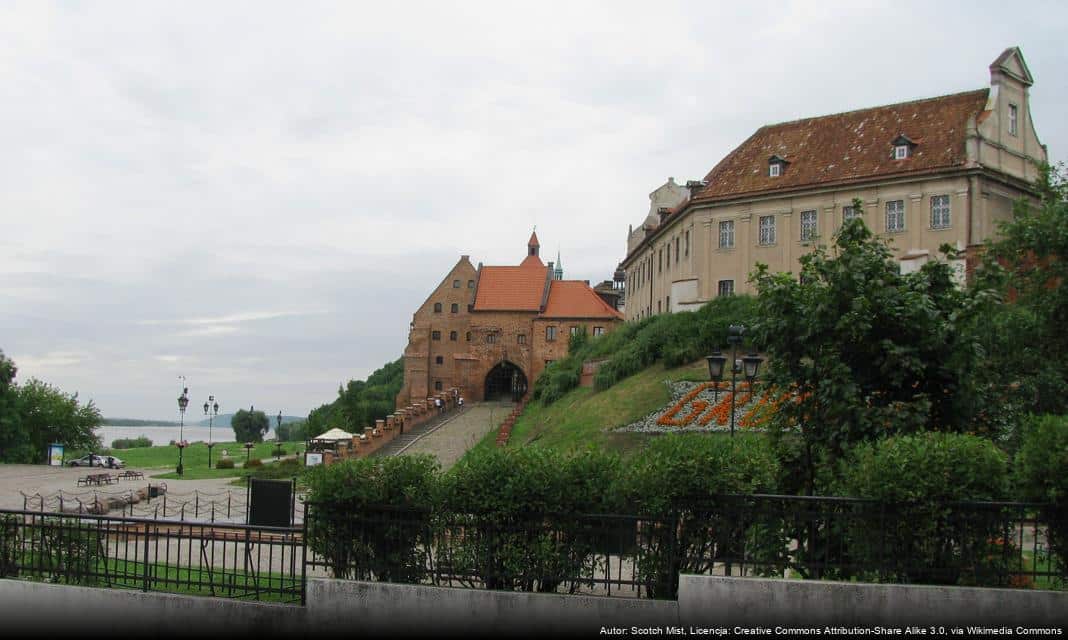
[
  {"left": 303, "top": 495, "right": 1064, "bottom": 599},
  {"left": 0, "top": 508, "right": 305, "bottom": 604}
]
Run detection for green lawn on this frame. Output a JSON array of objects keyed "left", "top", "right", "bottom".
[
  {"left": 465, "top": 360, "right": 711, "bottom": 458},
  {"left": 100, "top": 440, "right": 304, "bottom": 479}
]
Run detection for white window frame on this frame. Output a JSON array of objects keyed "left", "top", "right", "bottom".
[
  {"left": 894, "top": 145, "right": 909, "bottom": 160},
  {"left": 800, "top": 210, "right": 817, "bottom": 241},
  {"left": 758, "top": 215, "right": 776, "bottom": 246},
  {"left": 718, "top": 280, "right": 734, "bottom": 297},
  {"left": 719, "top": 220, "right": 735, "bottom": 249},
  {"left": 931, "top": 195, "right": 951, "bottom": 229},
  {"left": 592, "top": 326, "right": 605, "bottom": 337},
  {"left": 885, "top": 200, "right": 905, "bottom": 233},
  {"left": 1008, "top": 104, "right": 1018, "bottom": 136},
  {"left": 546, "top": 326, "right": 557, "bottom": 342},
  {"left": 769, "top": 163, "right": 781, "bottom": 177}
]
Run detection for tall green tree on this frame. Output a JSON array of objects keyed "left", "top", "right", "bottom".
[
  {"left": 10, "top": 378, "right": 102, "bottom": 463},
  {"left": 751, "top": 200, "right": 994, "bottom": 492},
  {"left": 0, "top": 349, "right": 25, "bottom": 461},
  {"left": 976, "top": 163, "right": 1068, "bottom": 415},
  {"left": 231, "top": 408, "right": 270, "bottom": 443}
]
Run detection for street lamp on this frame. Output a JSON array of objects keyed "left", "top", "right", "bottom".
[
  {"left": 706, "top": 324, "right": 763, "bottom": 437},
  {"left": 244, "top": 441, "right": 254, "bottom": 463},
  {"left": 204, "top": 395, "right": 219, "bottom": 468},
  {"left": 177, "top": 385, "right": 189, "bottom": 476}
]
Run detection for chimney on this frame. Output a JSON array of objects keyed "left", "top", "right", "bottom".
[{"left": 685, "top": 180, "right": 707, "bottom": 198}]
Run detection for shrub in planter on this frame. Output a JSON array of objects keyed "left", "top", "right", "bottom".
[
  {"left": 838, "top": 432, "right": 1011, "bottom": 586},
  {"left": 244, "top": 458, "right": 263, "bottom": 469},
  {"left": 619, "top": 434, "right": 782, "bottom": 598},
  {"left": 304, "top": 455, "right": 439, "bottom": 582},
  {"left": 216, "top": 458, "right": 235, "bottom": 470},
  {"left": 1014, "top": 414, "right": 1068, "bottom": 582}
]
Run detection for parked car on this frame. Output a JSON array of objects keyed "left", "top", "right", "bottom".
[
  {"left": 67, "top": 454, "right": 107, "bottom": 467},
  {"left": 67, "top": 454, "right": 125, "bottom": 469}
]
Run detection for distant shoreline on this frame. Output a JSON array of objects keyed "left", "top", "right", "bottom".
[{"left": 101, "top": 420, "right": 182, "bottom": 427}]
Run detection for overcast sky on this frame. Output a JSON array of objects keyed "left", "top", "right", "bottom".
[{"left": 2, "top": 1, "right": 1066, "bottom": 421}]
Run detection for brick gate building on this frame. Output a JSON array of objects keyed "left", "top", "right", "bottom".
[{"left": 396, "top": 232, "right": 624, "bottom": 407}]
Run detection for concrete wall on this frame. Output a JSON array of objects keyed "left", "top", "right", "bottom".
[
  {"left": 0, "top": 579, "right": 307, "bottom": 635},
  {"left": 679, "top": 575, "right": 1068, "bottom": 628},
  {"left": 307, "top": 579, "right": 679, "bottom": 635}
]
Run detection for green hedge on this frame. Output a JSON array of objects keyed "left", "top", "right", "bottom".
[
  {"left": 1015, "top": 414, "right": 1068, "bottom": 582},
  {"left": 837, "top": 432, "right": 1012, "bottom": 585}
]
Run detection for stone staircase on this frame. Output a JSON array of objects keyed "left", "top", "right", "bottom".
[{"left": 372, "top": 407, "right": 462, "bottom": 457}]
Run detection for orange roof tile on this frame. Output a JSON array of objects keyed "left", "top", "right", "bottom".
[
  {"left": 472, "top": 265, "right": 549, "bottom": 311},
  {"left": 519, "top": 253, "right": 545, "bottom": 268},
  {"left": 528, "top": 230, "right": 540, "bottom": 247},
  {"left": 539, "top": 280, "right": 623, "bottom": 320},
  {"left": 692, "top": 89, "right": 989, "bottom": 202}
]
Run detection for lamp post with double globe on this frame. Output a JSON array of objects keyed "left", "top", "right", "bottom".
[
  {"left": 176, "top": 386, "right": 189, "bottom": 476},
  {"left": 706, "top": 324, "right": 764, "bottom": 438},
  {"left": 204, "top": 396, "right": 219, "bottom": 468}
]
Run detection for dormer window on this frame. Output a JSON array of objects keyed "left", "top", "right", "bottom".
[
  {"left": 891, "top": 134, "right": 915, "bottom": 160},
  {"left": 768, "top": 155, "right": 788, "bottom": 177}
]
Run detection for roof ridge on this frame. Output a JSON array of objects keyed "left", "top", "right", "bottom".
[{"left": 760, "top": 88, "right": 988, "bottom": 130}]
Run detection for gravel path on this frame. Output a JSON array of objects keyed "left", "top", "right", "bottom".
[{"left": 400, "top": 401, "right": 511, "bottom": 470}]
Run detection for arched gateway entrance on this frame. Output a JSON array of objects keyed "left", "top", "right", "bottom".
[{"left": 484, "top": 361, "right": 528, "bottom": 402}]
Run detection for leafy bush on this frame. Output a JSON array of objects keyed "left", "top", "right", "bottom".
[
  {"left": 837, "top": 433, "right": 1011, "bottom": 585},
  {"left": 439, "top": 447, "right": 624, "bottom": 593},
  {"left": 620, "top": 434, "right": 782, "bottom": 597},
  {"left": 247, "top": 458, "right": 303, "bottom": 481},
  {"left": 304, "top": 455, "right": 439, "bottom": 582},
  {"left": 215, "top": 458, "right": 235, "bottom": 469},
  {"left": 244, "top": 458, "right": 263, "bottom": 469},
  {"left": 1014, "top": 414, "right": 1068, "bottom": 581},
  {"left": 111, "top": 436, "right": 152, "bottom": 449}
]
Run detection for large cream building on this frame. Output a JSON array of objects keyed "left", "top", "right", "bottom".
[{"left": 621, "top": 48, "right": 1047, "bottom": 321}]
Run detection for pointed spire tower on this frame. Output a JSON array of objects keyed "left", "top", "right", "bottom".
[
  {"left": 520, "top": 228, "right": 544, "bottom": 267},
  {"left": 554, "top": 250, "right": 563, "bottom": 280}
]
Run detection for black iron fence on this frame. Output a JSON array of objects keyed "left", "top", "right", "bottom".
[
  {"left": 304, "top": 495, "right": 1063, "bottom": 599},
  {"left": 0, "top": 509, "right": 305, "bottom": 604}
]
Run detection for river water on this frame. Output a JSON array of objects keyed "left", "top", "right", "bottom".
[{"left": 95, "top": 424, "right": 280, "bottom": 447}]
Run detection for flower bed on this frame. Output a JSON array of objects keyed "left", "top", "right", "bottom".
[{"left": 618, "top": 380, "right": 784, "bottom": 433}]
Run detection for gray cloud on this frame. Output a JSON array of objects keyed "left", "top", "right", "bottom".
[{"left": 2, "top": 1, "right": 1066, "bottom": 419}]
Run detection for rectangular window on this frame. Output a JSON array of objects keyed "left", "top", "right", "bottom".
[
  {"left": 452, "top": 279, "right": 460, "bottom": 288},
  {"left": 450, "top": 303, "right": 459, "bottom": 313},
  {"left": 434, "top": 380, "right": 442, "bottom": 391},
  {"left": 718, "top": 280, "right": 734, "bottom": 297},
  {"left": 685, "top": 230, "right": 690, "bottom": 257},
  {"left": 885, "top": 200, "right": 905, "bottom": 232},
  {"left": 486, "top": 333, "right": 496, "bottom": 344},
  {"left": 894, "top": 145, "right": 908, "bottom": 160},
  {"left": 719, "top": 220, "right": 735, "bottom": 249},
  {"left": 433, "top": 303, "right": 442, "bottom": 313},
  {"left": 759, "top": 215, "right": 776, "bottom": 246},
  {"left": 666, "top": 296, "right": 670, "bottom": 311},
  {"left": 435, "top": 356, "right": 443, "bottom": 365},
  {"left": 843, "top": 205, "right": 860, "bottom": 222},
  {"left": 657, "top": 300, "right": 661, "bottom": 314},
  {"left": 570, "top": 326, "right": 580, "bottom": 337},
  {"left": 545, "top": 326, "right": 557, "bottom": 342},
  {"left": 517, "top": 334, "right": 526, "bottom": 345},
  {"left": 666, "top": 244, "right": 671, "bottom": 269},
  {"left": 674, "top": 237, "right": 680, "bottom": 263},
  {"left": 658, "top": 249, "right": 663, "bottom": 273},
  {"left": 1009, "top": 104, "right": 1018, "bottom": 136},
  {"left": 449, "top": 331, "right": 457, "bottom": 341},
  {"left": 467, "top": 280, "right": 474, "bottom": 289},
  {"left": 769, "top": 163, "right": 781, "bottom": 177},
  {"left": 800, "top": 210, "right": 817, "bottom": 241},
  {"left": 930, "top": 195, "right": 951, "bottom": 229},
  {"left": 431, "top": 330, "right": 441, "bottom": 341},
  {"left": 592, "top": 326, "right": 605, "bottom": 337},
  {"left": 466, "top": 331, "right": 471, "bottom": 342}
]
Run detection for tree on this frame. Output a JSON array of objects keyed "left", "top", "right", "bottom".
[
  {"left": 9, "top": 378, "right": 102, "bottom": 463},
  {"left": 976, "top": 163, "right": 1068, "bottom": 415},
  {"left": 750, "top": 200, "right": 993, "bottom": 492},
  {"left": 0, "top": 349, "right": 25, "bottom": 461},
  {"left": 231, "top": 408, "right": 270, "bottom": 443}
]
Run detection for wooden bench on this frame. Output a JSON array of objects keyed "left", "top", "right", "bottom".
[{"left": 116, "top": 470, "right": 144, "bottom": 480}]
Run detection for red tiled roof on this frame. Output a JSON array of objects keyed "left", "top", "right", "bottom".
[
  {"left": 692, "top": 89, "right": 989, "bottom": 202},
  {"left": 519, "top": 253, "right": 545, "bottom": 268},
  {"left": 539, "top": 280, "right": 623, "bottom": 320},
  {"left": 472, "top": 265, "right": 549, "bottom": 311}
]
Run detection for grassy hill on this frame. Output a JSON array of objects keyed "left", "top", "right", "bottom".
[{"left": 468, "top": 359, "right": 714, "bottom": 458}]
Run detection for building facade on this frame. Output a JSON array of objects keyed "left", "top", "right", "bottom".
[
  {"left": 396, "top": 232, "right": 624, "bottom": 407},
  {"left": 621, "top": 48, "right": 1047, "bottom": 321}
]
